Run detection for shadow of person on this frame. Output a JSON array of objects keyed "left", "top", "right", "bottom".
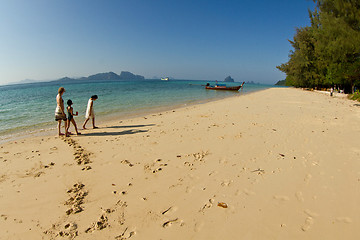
[
  {"left": 82, "top": 129, "right": 148, "bottom": 137},
  {"left": 105, "top": 124, "right": 155, "bottom": 129}
]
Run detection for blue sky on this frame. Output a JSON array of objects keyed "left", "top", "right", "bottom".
[{"left": 0, "top": 0, "right": 315, "bottom": 85}]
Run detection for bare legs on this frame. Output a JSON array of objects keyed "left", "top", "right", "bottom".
[
  {"left": 57, "top": 120, "right": 68, "bottom": 136},
  {"left": 83, "top": 117, "right": 97, "bottom": 129},
  {"left": 67, "top": 119, "right": 81, "bottom": 135},
  {"left": 82, "top": 118, "right": 89, "bottom": 129}
]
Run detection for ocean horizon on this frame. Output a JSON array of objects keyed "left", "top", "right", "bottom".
[{"left": 0, "top": 79, "right": 272, "bottom": 142}]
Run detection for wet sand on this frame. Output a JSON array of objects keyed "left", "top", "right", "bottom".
[{"left": 1, "top": 87, "right": 359, "bottom": 239}]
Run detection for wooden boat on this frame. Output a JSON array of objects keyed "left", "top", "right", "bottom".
[
  {"left": 205, "top": 85, "right": 241, "bottom": 91},
  {"left": 205, "top": 82, "right": 244, "bottom": 91}
]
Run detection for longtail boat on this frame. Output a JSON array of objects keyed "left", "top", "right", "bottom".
[
  {"left": 205, "top": 85, "right": 241, "bottom": 91},
  {"left": 205, "top": 81, "right": 245, "bottom": 91}
]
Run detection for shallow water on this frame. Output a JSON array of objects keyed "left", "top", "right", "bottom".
[{"left": 0, "top": 79, "right": 271, "bottom": 141}]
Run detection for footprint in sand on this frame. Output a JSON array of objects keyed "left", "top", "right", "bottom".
[
  {"left": 63, "top": 137, "right": 92, "bottom": 167},
  {"left": 193, "top": 151, "right": 209, "bottom": 162},
  {"left": 65, "top": 183, "right": 88, "bottom": 215},
  {"left": 144, "top": 159, "right": 168, "bottom": 174},
  {"left": 87, "top": 200, "right": 127, "bottom": 234},
  {"left": 301, "top": 217, "right": 314, "bottom": 232},
  {"left": 115, "top": 227, "right": 136, "bottom": 239},
  {"left": 200, "top": 199, "right": 215, "bottom": 213},
  {"left": 208, "top": 170, "right": 218, "bottom": 176},
  {"left": 121, "top": 159, "right": 134, "bottom": 167},
  {"left": 304, "top": 174, "right": 312, "bottom": 184},
  {"left": 221, "top": 180, "right": 233, "bottom": 187},
  {"left": 85, "top": 212, "right": 110, "bottom": 233},
  {"left": 301, "top": 209, "right": 319, "bottom": 232},
  {"left": 335, "top": 217, "right": 352, "bottom": 223},
  {"left": 304, "top": 209, "right": 319, "bottom": 218},
  {"left": 57, "top": 222, "right": 78, "bottom": 239},
  {"left": 243, "top": 188, "right": 256, "bottom": 196},
  {"left": 186, "top": 186, "right": 194, "bottom": 193},
  {"left": 273, "top": 195, "right": 290, "bottom": 201},
  {"left": 194, "top": 221, "right": 205, "bottom": 232},
  {"left": 295, "top": 191, "right": 304, "bottom": 202}
]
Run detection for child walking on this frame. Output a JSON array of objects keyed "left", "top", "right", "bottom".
[
  {"left": 66, "top": 99, "right": 81, "bottom": 135},
  {"left": 83, "top": 95, "right": 98, "bottom": 129}
]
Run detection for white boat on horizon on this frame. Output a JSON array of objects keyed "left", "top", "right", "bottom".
[{"left": 161, "top": 77, "right": 169, "bottom": 81}]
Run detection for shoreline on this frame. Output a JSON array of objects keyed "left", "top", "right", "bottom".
[
  {"left": 1, "top": 87, "right": 359, "bottom": 239},
  {"left": 0, "top": 88, "right": 253, "bottom": 144}
]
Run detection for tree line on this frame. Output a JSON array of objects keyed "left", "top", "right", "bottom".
[{"left": 277, "top": 0, "right": 360, "bottom": 93}]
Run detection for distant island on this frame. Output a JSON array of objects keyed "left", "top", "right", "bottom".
[
  {"left": 52, "top": 71, "right": 145, "bottom": 83},
  {"left": 246, "top": 81, "right": 260, "bottom": 85},
  {"left": 224, "top": 76, "right": 235, "bottom": 82}
]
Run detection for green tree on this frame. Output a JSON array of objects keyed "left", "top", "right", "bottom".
[
  {"left": 278, "top": 0, "right": 360, "bottom": 93},
  {"left": 314, "top": 0, "right": 360, "bottom": 92},
  {"left": 277, "top": 26, "right": 319, "bottom": 88}
]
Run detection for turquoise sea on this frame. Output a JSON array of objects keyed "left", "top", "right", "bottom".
[{"left": 0, "top": 79, "right": 271, "bottom": 142}]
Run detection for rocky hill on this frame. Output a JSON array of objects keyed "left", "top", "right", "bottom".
[{"left": 53, "top": 71, "right": 145, "bottom": 83}]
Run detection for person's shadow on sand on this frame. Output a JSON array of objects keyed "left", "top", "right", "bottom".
[
  {"left": 80, "top": 124, "right": 155, "bottom": 136},
  {"left": 82, "top": 129, "right": 149, "bottom": 136},
  {"left": 105, "top": 124, "right": 156, "bottom": 129}
]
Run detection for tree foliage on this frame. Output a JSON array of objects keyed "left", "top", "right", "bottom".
[{"left": 277, "top": 0, "right": 360, "bottom": 93}]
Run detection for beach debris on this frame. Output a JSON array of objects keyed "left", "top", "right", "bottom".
[
  {"left": 217, "top": 202, "right": 228, "bottom": 208},
  {"left": 162, "top": 218, "right": 179, "bottom": 228},
  {"left": 251, "top": 168, "right": 265, "bottom": 175},
  {"left": 162, "top": 206, "right": 172, "bottom": 215},
  {"left": 279, "top": 153, "right": 285, "bottom": 157}
]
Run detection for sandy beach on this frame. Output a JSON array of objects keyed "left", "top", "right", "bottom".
[{"left": 1, "top": 87, "right": 359, "bottom": 239}]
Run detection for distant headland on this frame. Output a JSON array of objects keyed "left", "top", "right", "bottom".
[
  {"left": 52, "top": 71, "right": 145, "bottom": 83},
  {"left": 224, "top": 76, "right": 235, "bottom": 82}
]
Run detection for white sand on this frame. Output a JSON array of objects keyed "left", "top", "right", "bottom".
[{"left": 1, "top": 87, "right": 359, "bottom": 239}]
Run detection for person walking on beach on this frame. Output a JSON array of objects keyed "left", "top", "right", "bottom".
[
  {"left": 55, "top": 87, "right": 68, "bottom": 136},
  {"left": 83, "top": 95, "right": 98, "bottom": 129},
  {"left": 66, "top": 99, "right": 81, "bottom": 135}
]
